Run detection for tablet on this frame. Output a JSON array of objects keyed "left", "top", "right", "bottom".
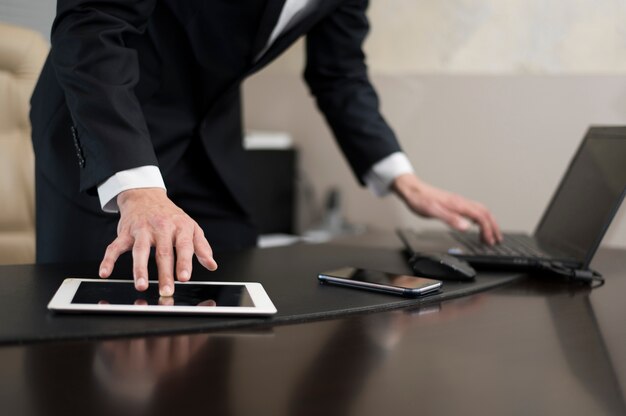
[{"left": 48, "top": 278, "right": 277, "bottom": 316}]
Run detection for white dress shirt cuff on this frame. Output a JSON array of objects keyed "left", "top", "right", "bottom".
[
  {"left": 97, "top": 165, "right": 166, "bottom": 213},
  {"left": 364, "top": 152, "right": 415, "bottom": 197}
]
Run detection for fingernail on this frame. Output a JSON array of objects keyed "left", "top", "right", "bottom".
[
  {"left": 179, "top": 270, "right": 189, "bottom": 280},
  {"left": 136, "top": 277, "right": 147, "bottom": 289},
  {"left": 99, "top": 268, "right": 108, "bottom": 277},
  {"left": 160, "top": 285, "right": 173, "bottom": 297},
  {"left": 201, "top": 257, "right": 218, "bottom": 271}
]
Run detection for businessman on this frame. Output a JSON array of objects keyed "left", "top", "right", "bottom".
[{"left": 31, "top": 0, "right": 501, "bottom": 296}]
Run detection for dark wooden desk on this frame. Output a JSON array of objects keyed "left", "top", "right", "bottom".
[{"left": 1, "top": 236, "right": 625, "bottom": 416}]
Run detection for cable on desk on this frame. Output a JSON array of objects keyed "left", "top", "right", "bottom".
[{"left": 539, "top": 261, "right": 605, "bottom": 287}]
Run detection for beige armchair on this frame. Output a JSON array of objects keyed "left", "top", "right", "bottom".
[{"left": 0, "top": 22, "right": 48, "bottom": 264}]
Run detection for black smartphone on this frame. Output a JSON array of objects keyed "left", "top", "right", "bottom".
[{"left": 318, "top": 267, "right": 442, "bottom": 297}]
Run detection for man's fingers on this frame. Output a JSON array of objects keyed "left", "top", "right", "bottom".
[
  {"left": 175, "top": 229, "right": 194, "bottom": 282},
  {"left": 457, "top": 203, "right": 499, "bottom": 245},
  {"left": 99, "top": 236, "right": 133, "bottom": 278},
  {"left": 158, "top": 296, "right": 174, "bottom": 306},
  {"left": 111, "top": 189, "right": 222, "bottom": 295},
  {"left": 171, "top": 335, "right": 190, "bottom": 369},
  {"left": 394, "top": 174, "right": 502, "bottom": 246},
  {"left": 426, "top": 202, "right": 471, "bottom": 233},
  {"left": 132, "top": 233, "right": 151, "bottom": 291},
  {"left": 439, "top": 209, "right": 472, "bottom": 234},
  {"left": 481, "top": 209, "right": 502, "bottom": 243},
  {"left": 432, "top": 198, "right": 500, "bottom": 246},
  {"left": 155, "top": 235, "right": 175, "bottom": 297},
  {"left": 489, "top": 211, "right": 503, "bottom": 242},
  {"left": 193, "top": 225, "right": 218, "bottom": 271},
  {"left": 464, "top": 208, "right": 495, "bottom": 245}
]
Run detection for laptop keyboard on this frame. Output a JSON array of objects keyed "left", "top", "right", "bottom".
[{"left": 451, "top": 232, "right": 548, "bottom": 259}]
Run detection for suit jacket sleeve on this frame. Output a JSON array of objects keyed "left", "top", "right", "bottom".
[
  {"left": 304, "top": 0, "right": 402, "bottom": 185},
  {"left": 51, "top": 0, "right": 159, "bottom": 193}
]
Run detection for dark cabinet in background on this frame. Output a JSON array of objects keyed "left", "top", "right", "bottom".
[{"left": 245, "top": 149, "right": 296, "bottom": 234}]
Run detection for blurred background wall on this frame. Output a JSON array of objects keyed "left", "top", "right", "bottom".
[
  {"left": 243, "top": 0, "right": 626, "bottom": 247},
  {"left": 262, "top": 0, "right": 626, "bottom": 74},
  {"left": 2, "top": 0, "right": 625, "bottom": 246},
  {"left": 0, "top": 0, "right": 54, "bottom": 36}
]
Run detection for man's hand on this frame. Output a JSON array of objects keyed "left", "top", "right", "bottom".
[
  {"left": 98, "top": 188, "right": 218, "bottom": 296},
  {"left": 392, "top": 173, "right": 502, "bottom": 245}
]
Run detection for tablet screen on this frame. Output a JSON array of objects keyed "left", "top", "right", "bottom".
[{"left": 71, "top": 282, "right": 254, "bottom": 307}]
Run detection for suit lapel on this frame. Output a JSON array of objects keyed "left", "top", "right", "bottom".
[
  {"left": 248, "top": 0, "right": 339, "bottom": 75},
  {"left": 251, "top": 0, "right": 287, "bottom": 59}
]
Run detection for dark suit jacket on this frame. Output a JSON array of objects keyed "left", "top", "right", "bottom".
[{"left": 30, "top": 0, "right": 402, "bottom": 216}]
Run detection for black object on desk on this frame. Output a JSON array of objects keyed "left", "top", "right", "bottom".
[
  {"left": 408, "top": 252, "right": 477, "bottom": 281},
  {"left": 245, "top": 149, "right": 296, "bottom": 234}
]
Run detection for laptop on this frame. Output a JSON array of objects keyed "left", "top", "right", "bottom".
[{"left": 398, "top": 126, "right": 626, "bottom": 274}]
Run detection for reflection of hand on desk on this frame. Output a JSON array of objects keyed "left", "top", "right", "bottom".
[{"left": 94, "top": 334, "right": 210, "bottom": 405}]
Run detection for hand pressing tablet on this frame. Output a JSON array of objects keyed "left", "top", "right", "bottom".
[{"left": 48, "top": 279, "right": 277, "bottom": 316}]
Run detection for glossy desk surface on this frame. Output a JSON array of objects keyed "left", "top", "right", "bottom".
[{"left": 1, "top": 234, "right": 625, "bottom": 416}]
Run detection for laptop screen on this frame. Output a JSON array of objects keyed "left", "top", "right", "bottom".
[{"left": 535, "top": 128, "right": 626, "bottom": 266}]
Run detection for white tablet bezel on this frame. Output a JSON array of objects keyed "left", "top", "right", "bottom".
[{"left": 48, "top": 278, "right": 277, "bottom": 315}]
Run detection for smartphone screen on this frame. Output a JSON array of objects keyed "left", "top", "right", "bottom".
[{"left": 318, "top": 267, "right": 442, "bottom": 296}]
